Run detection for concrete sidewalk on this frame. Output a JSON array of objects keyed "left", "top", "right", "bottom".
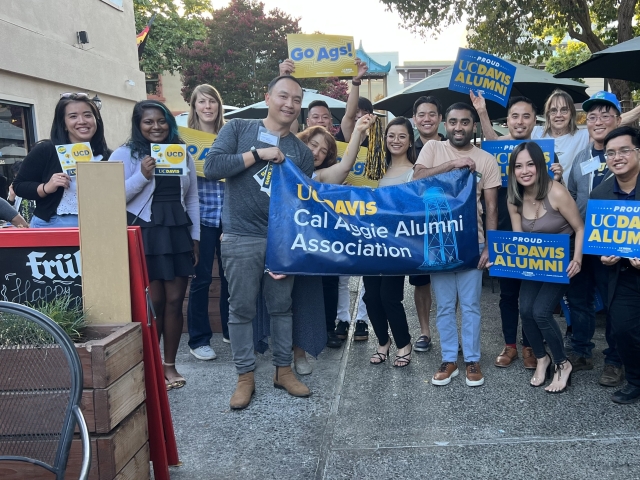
[{"left": 166, "top": 278, "right": 640, "bottom": 480}]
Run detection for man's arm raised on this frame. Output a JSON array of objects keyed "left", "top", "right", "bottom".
[
  {"left": 470, "top": 91, "right": 503, "bottom": 141},
  {"left": 339, "top": 59, "right": 368, "bottom": 142}
]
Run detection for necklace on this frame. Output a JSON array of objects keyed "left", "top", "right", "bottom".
[{"left": 530, "top": 201, "right": 541, "bottom": 232}]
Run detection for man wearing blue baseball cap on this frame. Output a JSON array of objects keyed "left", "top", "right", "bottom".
[{"left": 566, "top": 91, "right": 624, "bottom": 386}]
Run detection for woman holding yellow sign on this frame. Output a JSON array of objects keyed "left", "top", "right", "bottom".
[
  {"left": 110, "top": 100, "right": 200, "bottom": 390},
  {"left": 505, "top": 142, "right": 584, "bottom": 393},
  {"left": 13, "top": 93, "right": 110, "bottom": 227}
]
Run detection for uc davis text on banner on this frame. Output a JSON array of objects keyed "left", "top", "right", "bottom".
[
  {"left": 449, "top": 48, "right": 516, "bottom": 107},
  {"left": 287, "top": 34, "right": 356, "bottom": 78},
  {"left": 487, "top": 230, "right": 570, "bottom": 284},
  {"left": 481, "top": 139, "right": 555, "bottom": 187},
  {"left": 583, "top": 200, "right": 640, "bottom": 257},
  {"left": 265, "top": 160, "right": 480, "bottom": 276}
]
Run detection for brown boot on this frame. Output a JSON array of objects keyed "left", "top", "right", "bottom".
[
  {"left": 522, "top": 347, "right": 537, "bottom": 370},
  {"left": 230, "top": 372, "right": 255, "bottom": 410},
  {"left": 273, "top": 366, "right": 311, "bottom": 397}
]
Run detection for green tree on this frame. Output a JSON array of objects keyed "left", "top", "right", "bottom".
[
  {"left": 179, "top": 0, "right": 347, "bottom": 107},
  {"left": 379, "top": 0, "right": 639, "bottom": 104},
  {"left": 545, "top": 40, "right": 592, "bottom": 83},
  {"left": 134, "top": 0, "right": 210, "bottom": 75}
]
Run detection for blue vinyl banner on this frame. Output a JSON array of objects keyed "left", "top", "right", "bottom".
[
  {"left": 265, "top": 160, "right": 480, "bottom": 276},
  {"left": 583, "top": 200, "right": 640, "bottom": 258},
  {"left": 449, "top": 48, "right": 516, "bottom": 107},
  {"left": 481, "top": 139, "right": 555, "bottom": 187},
  {"left": 487, "top": 230, "right": 570, "bottom": 284}
]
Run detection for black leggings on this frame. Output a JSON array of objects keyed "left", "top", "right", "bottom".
[
  {"left": 363, "top": 276, "right": 410, "bottom": 349},
  {"left": 322, "top": 276, "right": 339, "bottom": 332}
]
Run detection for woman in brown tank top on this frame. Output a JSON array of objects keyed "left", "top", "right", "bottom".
[{"left": 506, "top": 142, "right": 585, "bottom": 393}]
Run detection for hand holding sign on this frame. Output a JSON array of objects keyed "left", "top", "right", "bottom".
[
  {"left": 279, "top": 59, "right": 296, "bottom": 76},
  {"left": 44, "top": 172, "right": 71, "bottom": 194},
  {"left": 141, "top": 155, "right": 156, "bottom": 180}
]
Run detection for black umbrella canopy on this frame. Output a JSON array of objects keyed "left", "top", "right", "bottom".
[
  {"left": 555, "top": 36, "right": 640, "bottom": 83},
  {"left": 375, "top": 61, "right": 589, "bottom": 119}
]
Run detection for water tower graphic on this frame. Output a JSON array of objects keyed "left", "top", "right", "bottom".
[{"left": 419, "top": 187, "right": 464, "bottom": 271}]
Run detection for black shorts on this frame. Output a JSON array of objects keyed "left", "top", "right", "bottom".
[{"left": 408, "top": 274, "right": 431, "bottom": 287}]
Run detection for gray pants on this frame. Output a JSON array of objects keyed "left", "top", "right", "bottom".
[{"left": 221, "top": 234, "right": 294, "bottom": 374}]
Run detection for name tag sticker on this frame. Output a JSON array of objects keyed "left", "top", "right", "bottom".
[
  {"left": 258, "top": 127, "right": 280, "bottom": 147},
  {"left": 580, "top": 157, "right": 601, "bottom": 176}
]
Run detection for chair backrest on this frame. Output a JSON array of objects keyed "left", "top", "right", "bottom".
[{"left": 0, "top": 301, "right": 90, "bottom": 480}]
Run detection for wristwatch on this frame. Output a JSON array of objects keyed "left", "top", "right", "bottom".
[{"left": 250, "top": 146, "right": 261, "bottom": 163}]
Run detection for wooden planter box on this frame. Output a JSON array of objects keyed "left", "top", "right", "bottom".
[{"left": 0, "top": 323, "right": 150, "bottom": 480}]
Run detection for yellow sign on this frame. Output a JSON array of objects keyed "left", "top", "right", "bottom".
[
  {"left": 337, "top": 141, "right": 378, "bottom": 188},
  {"left": 287, "top": 34, "right": 356, "bottom": 78},
  {"left": 55, "top": 142, "right": 94, "bottom": 176},
  {"left": 178, "top": 126, "right": 216, "bottom": 178},
  {"left": 151, "top": 143, "right": 187, "bottom": 176},
  {"left": 177, "top": 125, "right": 377, "bottom": 186}
]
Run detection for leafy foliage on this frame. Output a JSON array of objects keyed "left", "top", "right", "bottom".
[
  {"left": 379, "top": 0, "right": 640, "bottom": 100},
  {"left": 179, "top": 0, "right": 348, "bottom": 107},
  {"left": 545, "top": 41, "right": 592, "bottom": 83},
  {"left": 134, "top": 0, "right": 210, "bottom": 75}
]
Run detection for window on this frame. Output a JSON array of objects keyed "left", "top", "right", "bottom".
[
  {"left": 146, "top": 73, "right": 161, "bottom": 96},
  {"left": 0, "top": 101, "right": 35, "bottom": 192},
  {"left": 99, "top": 0, "right": 124, "bottom": 10},
  {"left": 409, "top": 72, "right": 426, "bottom": 80}
]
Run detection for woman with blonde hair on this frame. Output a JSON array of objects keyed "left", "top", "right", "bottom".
[{"left": 185, "top": 84, "right": 231, "bottom": 362}]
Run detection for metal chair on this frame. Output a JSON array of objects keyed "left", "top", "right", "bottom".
[{"left": 0, "top": 301, "right": 90, "bottom": 480}]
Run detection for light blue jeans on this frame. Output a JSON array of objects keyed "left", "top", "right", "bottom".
[
  {"left": 30, "top": 214, "right": 78, "bottom": 228},
  {"left": 430, "top": 244, "right": 484, "bottom": 363}
]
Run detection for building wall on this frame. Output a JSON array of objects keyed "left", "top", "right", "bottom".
[{"left": 0, "top": 0, "right": 146, "bottom": 148}]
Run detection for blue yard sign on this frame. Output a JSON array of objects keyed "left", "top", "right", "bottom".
[
  {"left": 449, "top": 48, "right": 516, "bottom": 107},
  {"left": 583, "top": 200, "right": 640, "bottom": 258},
  {"left": 265, "top": 160, "right": 481, "bottom": 276},
  {"left": 487, "top": 230, "right": 571, "bottom": 284},
  {"left": 481, "top": 139, "right": 555, "bottom": 187}
]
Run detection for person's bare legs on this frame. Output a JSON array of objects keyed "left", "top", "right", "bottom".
[
  {"left": 151, "top": 277, "right": 189, "bottom": 385},
  {"left": 415, "top": 284, "right": 432, "bottom": 337}
]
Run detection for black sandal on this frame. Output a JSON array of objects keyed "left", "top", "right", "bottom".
[
  {"left": 394, "top": 345, "right": 412, "bottom": 368},
  {"left": 370, "top": 343, "right": 391, "bottom": 365}
]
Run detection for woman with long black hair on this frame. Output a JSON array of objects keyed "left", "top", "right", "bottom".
[
  {"left": 109, "top": 100, "right": 200, "bottom": 390},
  {"left": 13, "top": 93, "right": 110, "bottom": 227}
]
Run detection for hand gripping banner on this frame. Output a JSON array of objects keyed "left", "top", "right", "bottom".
[{"left": 265, "top": 160, "right": 480, "bottom": 276}]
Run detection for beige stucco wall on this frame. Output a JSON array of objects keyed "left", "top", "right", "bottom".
[
  {"left": 0, "top": 0, "right": 146, "bottom": 147},
  {"left": 160, "top": 72, "right": 190, "bottom": 114}
]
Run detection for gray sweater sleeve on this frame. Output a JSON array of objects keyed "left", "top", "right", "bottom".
[
  {"left": 0, "top": 198, "right": 18, "bottom": 222},
  {"left": 205, "top": 120, "right": 247, "bottom": 180}
]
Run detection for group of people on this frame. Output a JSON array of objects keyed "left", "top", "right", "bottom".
[{"left": 3, "top": 61, "right": 640, "bottom": 408}]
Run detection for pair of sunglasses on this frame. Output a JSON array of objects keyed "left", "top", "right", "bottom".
[{"left": 60, "top": 92, "right": 89, "bottom": 99}]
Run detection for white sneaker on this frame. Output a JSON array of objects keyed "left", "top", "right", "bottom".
[
  {"left": 223, "top": 336, "right": 231, "bottom": 344},
  {"left": 294, "top": 356, "right": 312, "bottom": 375},
  {"left": 190, "top": 345, "right": 217, "bottom": 360}
]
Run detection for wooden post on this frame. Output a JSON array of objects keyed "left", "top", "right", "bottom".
[{"left": 77, "top": 162, "right": 132, "bottom": 324}]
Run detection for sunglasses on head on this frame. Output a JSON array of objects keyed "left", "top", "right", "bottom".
[{"left": 60, "top": 93, "right": 89, "bottom": 99}]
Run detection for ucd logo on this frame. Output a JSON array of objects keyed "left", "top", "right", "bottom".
[
  {"left": 71, "top": 143, "right": 92, "bottom": 162},
  {"left": 297, "top": 184, "right": 377, "bottom": 216},
  {"left": 165, "top": 145, "right": 185, "bottom": 164}
]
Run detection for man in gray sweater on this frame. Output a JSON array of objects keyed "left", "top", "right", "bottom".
[{"left": 205, "top": 75, "right": 315, "bottom": 410}]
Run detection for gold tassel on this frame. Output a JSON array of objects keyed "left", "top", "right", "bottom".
[{"left": 364, "top": 117, "right": 386, "bottom": 181}]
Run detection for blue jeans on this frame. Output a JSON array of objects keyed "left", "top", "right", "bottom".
[
  {"left": 220, "top": 234, "right": 294, "bottom": 374},
  {"left": 566, "top": 255, "right": 597, "bottom": 358},
  {"left": 520, "top": 280, "right": 568, "bottom": 364},
  {"left": 30, "top": 214, "right": 78, "bottom": 228},
  {"left": 431, "top": 245, "right": 484, "bottom": 363},
  {"left": 187, "top": 224, "right": 230, "bottom": 349}
]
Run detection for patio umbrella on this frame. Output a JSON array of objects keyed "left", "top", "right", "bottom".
[
  {"left": 554, "top": 36, "right": 640, "bottom": 83},
  {"left": 374, "top": 61, "right": 589, "bottom": 119},
  {"left": 224, "top": 89, "right": 347, "bottom": 123}
]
